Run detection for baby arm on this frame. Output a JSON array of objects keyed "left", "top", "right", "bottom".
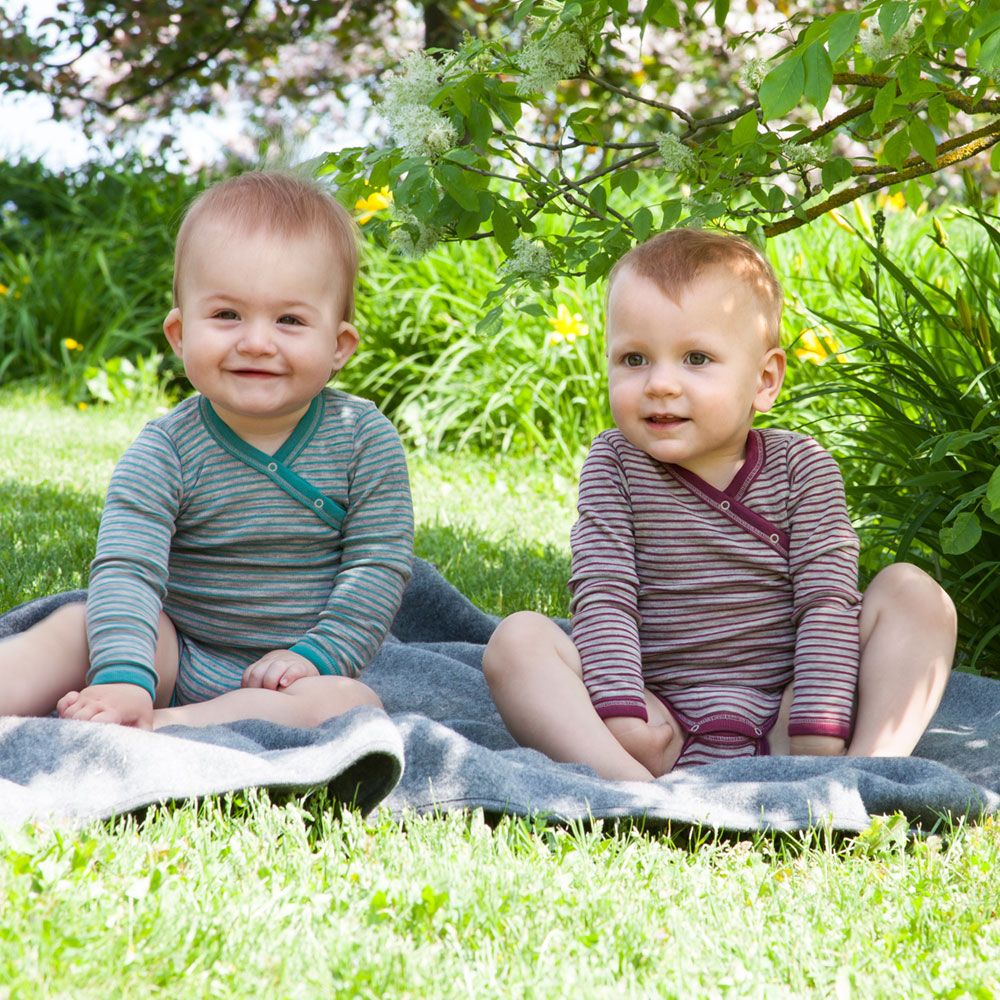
[
  {"left": 288, "top": 409, "right": 414, "bottom": 678},
  {"left": 243, "top": 649, "right": 319, "bottom": 690},
  {"left": 786, "top": 438, "right": 862, "bottom": 753}
]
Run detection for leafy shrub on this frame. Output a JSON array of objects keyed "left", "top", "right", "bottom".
[
  {"left": 0, "top": 157, "right": 199, "bottom": 400},
  {"left": 787, "top": 207, "right": 1000, "bottom": 675}
]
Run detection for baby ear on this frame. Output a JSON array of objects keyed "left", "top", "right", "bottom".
[
  {"left": 754, "top": 347, "right": 786, "bottom": 414},
  {"left": 331, "top": 321, "right": 360, "bottom": 373},
  {"left": 163, "top": 308, "right": 184, "bottom": 358}
]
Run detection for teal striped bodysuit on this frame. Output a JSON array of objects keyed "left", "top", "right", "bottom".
[{"left": 85, "top": 388, "right": 413, "bottom": 704}]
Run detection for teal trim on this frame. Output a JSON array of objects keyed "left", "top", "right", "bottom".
[
  {"left": 274, "top": 392, "right": 324, "bottom": 465},
  {"left": 89, "top": 664, "right": 157, "bottom": 701},
  {"left": 290, "top": 640, "right": 341, "bottom": 676},
  {"left": 199, "top": 396, "right": 347, "bottom": 528}
]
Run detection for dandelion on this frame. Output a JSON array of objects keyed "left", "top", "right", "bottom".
[
  {"left": 794, "top": 327, "right": 847, "bottom": 365},
  {"left": 0, "top": 283, "right": 8, "bottom": 296},
  {"left": 547, "top": 303, "right": 589, "bottom": 346},
  {"left": 501, "top": 237, "right": 551, "bottom": 278},
  {"left": 355, "top": 187, "right": 393, "bottom": 225},
  {"left": 740, "top": 56, "right": 768, "bottom": 91},
  {"left": 516, "top": 28, "right": 586, "bottom": 96},
  {"left": 77, "top": 402, "right": 88, "bottom": 411},
  {"left": 657, "top": 133, "right": 696, "bottom": 174},
  {"left": 63, "top": 338, "right": 84, "bottom": 351}
]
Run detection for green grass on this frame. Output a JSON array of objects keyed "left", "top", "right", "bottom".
[{"left": 2, "top": 393, "right": 999, "bottom": 998}]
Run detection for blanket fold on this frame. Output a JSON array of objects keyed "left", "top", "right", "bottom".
[{"left": 2, "top": 558, "right": 998, "bottom": 832}]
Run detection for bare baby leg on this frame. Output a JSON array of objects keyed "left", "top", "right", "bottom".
[
  {"left": 483, "top": 611, "right": 683, "bottom": 781},
  {"left": 0, "top": 601, "right": 178, "bottom": 718},
  {"left": 152, "top": 675, "right": 382, "bottom": 729}
]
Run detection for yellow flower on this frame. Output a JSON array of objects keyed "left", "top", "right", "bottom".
[
  {"left": 546, "top": 303, "right": 589, "bottom": 345},
  {"left": 877, "top": 191, "right": 906, "bottom": 213},
  {"left": 354, "top": 187, "right": 393, "bottom": 224},
  {"left": 794, "top": 326, "right": 847, "bottom": 365},
  {"left": 77, "top": 402, "right": 88, "bottom": 411},
  {"left": 0, "top": 283, "right": 8, "bottom": 296},
  {"left": 62, "top": 338, "right": 84, "bottom": 351},
  {"left": 827, "top": 209, "right": 854, "bottom": 234}
]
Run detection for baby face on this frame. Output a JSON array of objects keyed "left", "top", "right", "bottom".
[
  {"left": 605, "top": 264, "right": 785, "bottom": 489},
  {"left": 164, "top": 221, "right": 357, "bottom": 446}
]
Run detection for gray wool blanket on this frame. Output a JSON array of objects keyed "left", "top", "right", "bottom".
[{"left": 2, "top": 557, "right": 998, "bottom": 832}]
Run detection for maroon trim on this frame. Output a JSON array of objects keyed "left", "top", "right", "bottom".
[
  {"left": 664, "top": 431, "right": 790, "bottom": 555},
  {"left": 595, "top": 702, "right": 649, "bottom": 722},
  {"left": 787, "top": 720, "right": 853, "bottom": 740}
]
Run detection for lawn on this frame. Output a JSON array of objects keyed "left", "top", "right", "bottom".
[{"left": 1, "top": 391, "right": 998, "bottom": 998}]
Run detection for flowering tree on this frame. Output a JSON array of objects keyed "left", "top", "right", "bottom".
[{"left": 329, "top": 0, "right": 999, "bottom": 314}]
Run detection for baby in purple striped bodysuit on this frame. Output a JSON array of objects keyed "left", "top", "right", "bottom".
[{"left": 483, "top": 228, "right": 958, "bottom": 780}]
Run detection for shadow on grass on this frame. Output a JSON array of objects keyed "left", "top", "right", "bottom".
[
  {"left": 415, "top": 522, "right": 571, "bottom": 620},
  {"left": 0, "top": 478, "right": 101, "bottom": 609}
]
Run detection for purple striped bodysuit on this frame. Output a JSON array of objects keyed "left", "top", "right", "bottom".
[{"left": 569, "top": 427, "right": 862, "bottom": 768}]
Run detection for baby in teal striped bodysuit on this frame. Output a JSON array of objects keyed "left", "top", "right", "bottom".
[{"left": 0, "top": 171, "right": 413, "bottom": 730}]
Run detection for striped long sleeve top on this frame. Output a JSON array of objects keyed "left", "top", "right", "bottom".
[
  {"left": 569, "top": 427, "right": 861, "bottom": 740},
  {"left": 86, "top": 388, "right": 413, "bottom": 704}
]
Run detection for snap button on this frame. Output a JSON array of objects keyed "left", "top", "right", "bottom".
[
  {"left": 267, "top": 462, "right": 278, "bottom": 472},
  {"left": 720, "top": 500, "right": 730, "bottom": 510},
  {"left": 314, "top": 498, "right": 324, "bottom": 509},
  {"left": 689, "top": 723, "right": 700, "bottom": 733},
  {"left": 754, "top": 727, "right": 762, "bottom": 736},
  {"left": 769, "top": 533, "right": 779, "bottom": 543}
]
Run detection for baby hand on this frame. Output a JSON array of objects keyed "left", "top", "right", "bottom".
[
  {"left": 605, "top": 710, "right": 683, "bottom": 778},
  {"left": 788, "top": 734, "right": 846, "bottom": 756},
  {"left": 243, "top": 650, "right": 319, "bottom": 691},
  {"left": 57, "top": 683, "right": 154, "bottom": 729}
]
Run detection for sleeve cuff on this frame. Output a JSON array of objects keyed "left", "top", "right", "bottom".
[
  {"left": 289, "top": 641, "right": 341, "bottom": 676},
  {"left": 787, "top": 719, "right": 852, "bottom": 740},
  {"left": 594, "top": 700, "right": 649, "bottom": 723},
  {"left": 87, "top": 664, "right": 156, "bottom": 702}
]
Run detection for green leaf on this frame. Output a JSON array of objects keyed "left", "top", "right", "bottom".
[
  {"left": 760, "top": 56, "right": 805, "bottom": 120},
  {"left": 879, "top": 1, "right": 910, "bottom": 40},
  {"left": 986, "top": 465, "right": 1000, "bottom": 520},
  {"left": 820, "top": 157, "right": 853, "bottom": 190},
  {"left": 436, "top": 163, "right": 480, "bottom": 211},
  {"left": 476, "top": 304, "right": 503, "bottom": 336},
  {"left": 732, "top": 110, "right": 759, "bottom": 147},
  {"left": 940, "top": 512, "right": 982, "bottom": 555},
  {"left": 492, "top": 202, "right": 518, "bottom": 252},
  {"left": 827, "top": 11, "right": 861, "bottom": 62},
  {"left": 992, "top": 144, "right": 1000, "bottom": 172},
  {"left": 927, "top": 94, "right": 950, "bottom": 131},
  {"left": 643, "top": 0, "right": 680, "bottom": 29},
  {"left": 803, "top": 43, "right": 833, "bottom": 112},
  {"left": 614, "top": 169, "right": 640, "bottom": 195},
  {"left": 979, "top": 30, "right": 1000, "bottom": 75},
  {"left": 632, "top": 206, "right": 654, "bottom": 240},
  {"left": 713, "top": 0, "right": 730, "bottom": 28},
  {"left": 585, "top": 252, "right": 613, "bottom": 286},
  {"left": 660, "top": 200, "right": 683, "bottom": 228},
  {"left": 872, "top": 81, "right": 897, "bottom": 127},
  {"left": 909, "top": 118, "right": 938, "bottom": 166},
  {"left": 882, "top": 127, "right": 910, "bottom": 168},
  {"left": 588, "top": 184, "right": 608, "bottom": 214},
  {"left": 903, "top": 180, "right": 924, "bottom": 211}
]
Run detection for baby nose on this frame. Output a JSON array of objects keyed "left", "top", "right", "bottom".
[
  {"left": 238, "top": 321, "right": 277, "bottom": 355},
  {"left": 644, "top": 362, "right": 679, "bottom": 396}
]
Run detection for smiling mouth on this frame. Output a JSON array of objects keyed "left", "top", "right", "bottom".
[
  {"left": 229, "top": 369, "right": 282, "bottom": 378},
  {"left": 644, "top": 414, "right": 688, "bottom": 425}
]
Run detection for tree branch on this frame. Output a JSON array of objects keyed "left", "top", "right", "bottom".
[
  {"left": 764, "top": 122, "right": 1000, "bottom": 237},
  {"left": 580, "top": 71, "right": 694, "bottom": 125}
]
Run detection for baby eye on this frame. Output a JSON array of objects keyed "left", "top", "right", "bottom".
[
  {"left": 686, "top": 351, "right": 711, "bottom": 366},
  {"left": 622, "top": 352, "right": 646, "bottom": 368},
  {"left": 277, "top": 314, "right": 305, "bottom": 326},
  {"left": 212, "top": 309, "right": 239, "bottom": 321}
]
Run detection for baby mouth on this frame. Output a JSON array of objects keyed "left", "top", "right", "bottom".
[{"left": 645, "top": 414, "right": 687, "bottom": 425}]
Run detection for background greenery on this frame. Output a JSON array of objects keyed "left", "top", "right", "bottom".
[{"left": 1, "top": 159, "right": 997, "bottom": 673}]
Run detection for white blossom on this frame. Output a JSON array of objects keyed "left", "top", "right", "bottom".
[
  {"left": 501, "top": 237, "right": 552, "bottom": 277},
  {"left": 516, "top": 29, "right": 586, "bottom": 96},
  {"left": 656, "top": 133, "right": 696, "bottom": 173},
  {"left": 781, "top": 141, "right": 817, "bottom": 168},
  {"left": 740, "top": 56, "right": 768, "bottom": 91},
  {"left": 379, "top": 51, "right": 457, "bottom": 158},
  {"left": 858, "top": 16, "right": 918, "bottom": 63},
  {"left": 390, "top": 209, "right": 441, "bottom": 258}
]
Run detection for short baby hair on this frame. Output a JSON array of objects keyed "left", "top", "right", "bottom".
[
  {"left": 173, "top": 171, "right": 360, "bottom": 320},
  {"left": 608, "top": 228, "right": 784, "bottom": 347}
]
